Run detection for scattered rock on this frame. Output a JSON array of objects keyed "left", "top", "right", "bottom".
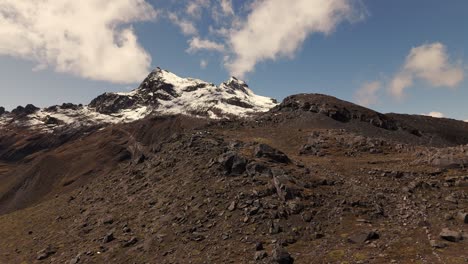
[
  {"left": 271, "top": 246, "right": 294, "bottom": 264},
  {"left": 36, "top": 245, "right": 57, "bottom": 260},
  {"left": 228, "top": 201, "right": 236, "bottom": 211},
  {"left": 440, "top": 228, "right": 462, "bottom": 242},
  {"left": 301, "top": 212, "right": 313, "bottom": 222},
  {"left": 287, "top": 200, "right": 304, "bottom": 214},
  {"left": 429, "top": 240, "right": 447, "bottom": 248},
  {"left": 445, "top": 194, "right": 458, "bottom": 204},
  {"left": 219, "top": 152, "right": 247, "bottom": 176},
  {"left": 272, "top": 175, "right": 302, "bottom": 201},
  {"left": 457, "top": 212, "right": 468, "bottom": 224},
  {"left": 255, "top": 242, "right": 264, "bottom": 251},
  {"left": 269, "top": 222, "right": 282, "bottom": 234},
  {"left": 123, "top": 237, "right": 138, "bottom": 247},
  {"left": 100, "top": 215, "right": 114, "bottom": 225},
  {"left": 69, "top": 254, "right": 81, "bottom": 264},
  {"left": 347, "top": 231, "right": 380, "bottom": 244},
  {"left": 444, "top": 213, "right": 454, "bottom": 221},
  {"left": 254, "top": 144, "right": 290, "bottom": 163},
  {"left": 246, "top": 162, "right": 272, "bottom": 177},
  {"left": 44, "top": 115, "right": 61, "bottom": 125},
  {"left": 254, "top": 251, "right": 267, "bottom": 261},
  {"left": 102, "top": 232, "right": 115, "bottom": 243}
]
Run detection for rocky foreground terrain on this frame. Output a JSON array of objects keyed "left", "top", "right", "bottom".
[{"left": 0, "top": 70, "right": 467, "bottom": 264}]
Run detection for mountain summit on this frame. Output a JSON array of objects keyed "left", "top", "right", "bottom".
[
  {"left": 90, "top": 68, "right": 277, "bottom": 119},
  {"left": 0, "top": 68, "right": 277, "bottom": 132}
]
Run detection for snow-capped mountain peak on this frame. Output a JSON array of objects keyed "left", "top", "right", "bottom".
[{"left": 0, "top": 68, "right": 278, "bottom": 132}]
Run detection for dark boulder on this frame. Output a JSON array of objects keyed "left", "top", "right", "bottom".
[
  {"left": 254, "top": 144, "right": 290, "bottom": 163},
  {"left": 271, "top": 246, "right": 294, "bottom": 264},
  {"left": 218, "top": 152, "right": 247, "bottom": 176},
  {"left": 0, "top": 106, "right": 5, "bottom": 116}
]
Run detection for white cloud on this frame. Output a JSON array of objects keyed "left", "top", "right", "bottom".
[
  {"left": 187, "top": 37, "right": 225, "bottom": 53},
  {"left": 389, "top": 43, "right": 464, "bottom": 99},
  {"left": 354, "top": 81, "right": 381, "bottom": 107},
  {"left": 186, "top": 0, "right": 210, "bottom": 18},
  {"left": 220, "top": 0, "right": 234, "bottom": 16},
  {"left": 200, "top": 59, "right": 208, "bottom": 69},
  {"left": 423, "top": 111, "right": 445, "bottom": 118},
  {"left": 389, "top": 73, "right": 414, "bottom": 99},
  {"left": 224, "top": 0, "right": 361, "bottom": 78},
  {"left": 465, "top": 120, "right": 468, "bottom": 122},
  {"left": 0, "top": 0, "right": 157, "bottom": 84},
  {"left": 168, "top": 12, "right": 198, "bottom": 36}
]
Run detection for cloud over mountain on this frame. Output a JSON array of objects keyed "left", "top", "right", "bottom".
[
  {"left": 0, "top": 0, "right": 157, "bottom": 84},
  {"left": 166, "top": 0, "right": 362, "bottom": 77},
  {"left": 389, "top": 43, "right": 464, "bottom": 99},
  {"left": 224, "top": 0, "right": 361, "bottom": 78},
  {"left": 353, "top": 81, "right": 381, "bottom": 107},
  {"left": 423, "top": 111, "right": 445, "bottom": 118}
]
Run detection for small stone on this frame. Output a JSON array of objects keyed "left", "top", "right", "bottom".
[
  {"left": 301, "top": 212, "right": 313, "bottom": 222},
  {"left": 102, "top": 232, "right": 115, "bottom": 243},
  {"left": 271, "top": 246, "right": 294, "bottom": 264},
  {"left": 123, "top": 237, "right": 138, "bottom": 247},
  {"left": 37, "top": 246, "right": 56, "bottom": 260},
  {"left": 269, "top": 222, "right": 282, "bottom": 234},
  {"left": 254, "top": 251, "right": 267, "bottom": 261},
  {"left": 348, "top": 231, "right": 380, "bottom": 244},
  {"left": 440, "top": 228, "right": 462, "bottom": 242},
  {"left": 429, "top": 240, "right": 447, "bottom": 248},
  {"left": 457, "top": 212, "right": 468, "bottom": 224},
  {"left": 100, "top": 215, "right": 114, "bottom": 225},
  {"left": 255, "top": 242, "right": 264, "bottom": 251},
  {"left": 287, "top": 200, "right": 303, "bottom": 214},
  {"left": 443, "top": 213, "right": 454, "bottom": 221},
  {"left": 445, "top": 194, "right": 458, "bottom": 204},
  {"left": 254, "top": 144, "right": 290, "bottom": 163},
  {"left": 228, "top": 201, "right": 236, "bottom": 211},
  {"left": 69, "top": 254, "right": 81, "bottom": 264}
]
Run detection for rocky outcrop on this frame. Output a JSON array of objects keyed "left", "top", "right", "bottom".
[
  {"left": 89, "top": 93, "right": 138, "bottom": 114},
  {"left": 273, "top": 94, "right": 399, "bottom": 130},
  {"left": 414, "top": 144, "right": 468, "bottom": 168},
  {"left": 254, "top": 144, "right": 290, "bottom": 163},
  {"left": 11, "top": 104, "right": 39, "bottom": 116}
]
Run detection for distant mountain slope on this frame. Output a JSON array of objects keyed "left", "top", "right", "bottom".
[
  {"left": 0, "top": 68, "right": 277, "bottom": 132},
  {"left": 265, "top": 93, "right": 468, "bottom": 147}
]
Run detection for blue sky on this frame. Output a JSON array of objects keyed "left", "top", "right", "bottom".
[{"left": 0, "top": 0, "right": 467, "bottom": 121}]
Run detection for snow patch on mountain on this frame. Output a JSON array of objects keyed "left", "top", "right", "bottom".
[{"left": 0, "top": 68, "right": 277, "bottom": 132}]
